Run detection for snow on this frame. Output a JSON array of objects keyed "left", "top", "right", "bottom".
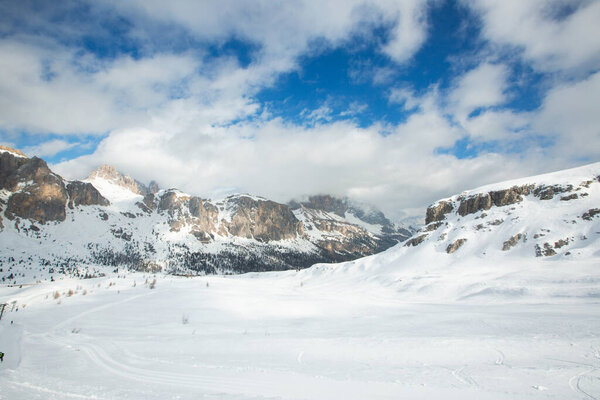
[
  {"left": 1, "top": 162, "right": 600, "bottom": 398},
  {"left": 0, "top": 269, "right": 599, "bottom": 399},
  {"left": 0, "top": 148, "right": 26, "bottom": 158},
  {"left": 344, "top": 211, "right": 383, "bottom": 235},
  {"left": 85, "top": 176, "right": 143, "bottom": 205}
]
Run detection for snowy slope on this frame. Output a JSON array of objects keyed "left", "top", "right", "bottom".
[{"left": 291, "top": 162, "right": 600, "bottom": 303}]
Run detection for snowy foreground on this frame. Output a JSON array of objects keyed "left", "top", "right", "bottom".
[{"left": 1, "top": 259, "right": 600, "bottom": 400}]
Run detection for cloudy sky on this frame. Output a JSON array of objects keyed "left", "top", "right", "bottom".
[{"left": 1, "top": 0, "right": 599, "bottom": 221}]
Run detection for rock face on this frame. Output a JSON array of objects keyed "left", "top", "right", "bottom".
[
  {"left": 67, "top": 181, "right": 110, "bottom": 209},
  {"left": 0, "top": 148, "right": 109, "bottom": 224},
  {"left": 225, "top": 196, "right": 303, "bottom": 242},
  {"left": 292, "top": 194, "right": 414, "bottom": 259},
  {"left": 87, "top": 164, "right": 154, "bottom": 195},
  {"left": 425, "top": 201, "right": 453, "bottom": 224},
  {"left": 456, "top": 185, "right": 533, "bottom": 217},
  {"left": 502, "top": 234, "right": 526, "bottom": 251},
  {"left": 446, "top": 238, "right": 467, "bottom": 254}
]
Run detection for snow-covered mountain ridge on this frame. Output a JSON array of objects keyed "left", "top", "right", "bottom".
[
  {"left": 295, "top": 162, "right": 600, "bottom": 302},
  {"left": 417, "top": 161, "right": 600, "bottom": 258},
  {"left": 0, "top": 147, "right": 411, "bottom": 283}
]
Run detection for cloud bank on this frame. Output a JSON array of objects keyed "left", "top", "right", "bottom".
[{"left": 0, "top": 0, "right": 598, "bottom": 221}]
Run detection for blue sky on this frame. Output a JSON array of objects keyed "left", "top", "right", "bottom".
[{"left": 0, "top": 0, "right": 599, "bottom": 219}]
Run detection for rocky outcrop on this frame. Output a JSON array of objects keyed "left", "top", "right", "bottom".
[
  {"left": 66, "top": 181, "right": 109, "bottom": 209},
  {"left": 1, "top": 147, "right": 29, "bottom": 190},
  {"left": 535, "top": 243, "right": 556, "bottom": 257},
  {"left": 502, "top": 234, "right": 526, "bottom": 251},
  {"left": 1, "top": 150, "right": 108, "bottom": 224},
  {"left": 425, "top": 201, "right": 453, "bottom": 224},
  {"left": 225, "top": 196, "right": 303, "bottom": 242},
  {"left": 3, "top": 156, "right": 68, "bottom": 223},
  {"left": 457, "top": 185, "right": 533, "bottom": 217},
  {"left": 446, "top": 238, "right": 467, "bottom": 254},
  {"left": 582, "top": 208, "right": 600, "bottom": 221},
  {"left": 404, "top": 234, "right": 427, "bottom": 247},
  {"left": 533, "top": 184, "right": 573, "bottom": 200}
]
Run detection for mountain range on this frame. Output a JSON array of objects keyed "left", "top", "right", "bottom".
[{"left": 0, "top": 146, "right": 413, "bottom": 283}]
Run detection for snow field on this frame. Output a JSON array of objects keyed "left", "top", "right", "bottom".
[{"left": 1, "top": 269, "right": 599, "bottom": 399}]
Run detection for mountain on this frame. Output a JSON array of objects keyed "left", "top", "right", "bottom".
[
  {"left": 0, "top": 147, "right": 410, "bottom": 282},
  {"left": 296, "top": 162, "right": 600, "bottom": 302}
]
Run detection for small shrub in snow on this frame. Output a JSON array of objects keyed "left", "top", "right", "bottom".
[
  {"left": 53, "top": 291, "right": 60, "bottom": 299},
  {"left": 149, "top": 278, "right": 157, "bottom": 289},
  {"left": 182, "top": 314, "right": 189, "bottom": 324}
]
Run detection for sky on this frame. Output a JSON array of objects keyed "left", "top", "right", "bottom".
[{"left": 0, "top": 0, "right": 599, "bottom": 221}]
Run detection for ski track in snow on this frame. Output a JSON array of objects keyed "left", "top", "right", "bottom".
[{"left": 569, "top": 368, "right": 599, "bottom": 400}]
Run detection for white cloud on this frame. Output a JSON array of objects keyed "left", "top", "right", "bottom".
[
  {"left": 447, "top": 63, "right": 509, "bottom": 123},
  {"left": 22, "top": 139, "right": 77, "bottom": 158},
  {"left": 534, "top": 71, "right": 600, "bottom": 159},
  {"left": 53, "top": 88, "right": 552, "bottom": 221},
  {"left": 381, "top": 0, "right": 430, "bottom": 63},
  {"left": 301, "top": 104, "right": 333, "bottom": 124},
  {"left": 465, "top": 0, "right": 600, "bottom": 73},
  {"left": 462, "top": 110, "right": 530, "bottom": 142}
]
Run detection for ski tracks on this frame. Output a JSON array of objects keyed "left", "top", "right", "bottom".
[
  {"left": 451, "top": 366, "right": 478, "bottom": 388},
  {"left": 569, "top": 368, "right": 599, "bottom": 400}
]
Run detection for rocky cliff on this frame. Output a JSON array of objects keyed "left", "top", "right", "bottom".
[{"left": 0, "top": 147, "right": 108, "bottom": 224}]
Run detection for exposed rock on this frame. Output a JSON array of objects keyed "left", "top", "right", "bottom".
[
  {"left": 6, "top": 184, "right": 67, "bottom": 223},
  {"left": 4, "top": 157, "right": 68, "bottom": 223},
  {"left": 158, "top": 191, "right": 185, "bottom": 212},
  {"left": 490, "top": 185, "right": 533, "bottom": 206},
  {"left": 188, "top": 197, "right": 218, "bottom": 234},
  {"left": 404, "top": 234, "right": 427, "bottom": 247},
  {"left": 457, "top": 185, "right": 533, "bottom": 217},
  {"left": 425, "top": 201, "right": 453, "bottom": 224},
  {"left": 0, "top": 149, "right": 29, "bottom": 190},
  {"left": 66, "top": 181, "right": 109, "bottom": 209},
  {"left": 502, "top": 234, "right": 525, "bottom": 251},
  {"left": 225, "top": 196, "right": 303, "bottom": 242},
  {"left": 560, "top": 194, "right": 578, "bottom": 201},
  {"left": 301, "top": 195, "right": 348, "bottom": 217},
  {"left": 0, "top": 145, "right": 26, "bottom": 157},
  {"left": 554, "top": 238, "right": 569, "bottom": 249},
  {"left": 582, "top": 208, "right": 600, "bottom": 221},
  {"left": 424, "top": 221, "right": 443, "bottom": 232},
  {"left": 457, "top": 193, "right": 492, "bottom": 216},
  {"left": 446, "top": 238, "right": 467, "bottom": 254},
  {"left": 533, "top": 184, "right": 573, "bottom": 200},
  {"left": 142, "top": 193, "right": 157, "bottom": 210},
  {"left": 488, "top": 219, "right": 504, "bottom": 226},
  {"left": 535, "top": 243, "right": 556, "bottom": 257}
]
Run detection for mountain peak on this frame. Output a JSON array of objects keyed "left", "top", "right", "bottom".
[
  {"left": 87, "top": 164, "right": 158, "bottom": 196},
  {"left": 0, "top": 145, "right": 27, "bottom": 158}
]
